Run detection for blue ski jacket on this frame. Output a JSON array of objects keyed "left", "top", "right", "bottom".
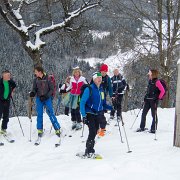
[{"left": 80, "top": 82, "right": 112, "bottom": 117}]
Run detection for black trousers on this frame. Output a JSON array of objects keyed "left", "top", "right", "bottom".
[
  {"left": 0, "top": 99, "right": 10, "bottom": 130},
  {"left": 85, "top": 113, "right": 101, "bottom": 154},
  {"left": 110, "top": 94, "right": 123, "bottom": 117},
  {"left": 71, "top": 107, "right": 81, "bottom": 123},
  {"left": 99, "top": 112, "right": 107, "bottom": 129},
  {"left": 64, "top": 106, "right": 69, "bottom": 116},
  {"left": 140, "top": 99, "right": 158, "bottom": 131}
]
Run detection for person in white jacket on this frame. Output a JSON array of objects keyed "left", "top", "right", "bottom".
[{"left": 66, "top": 67, "right": 87, "bottom": 130}]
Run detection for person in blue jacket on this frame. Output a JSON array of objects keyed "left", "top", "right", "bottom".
[{"left": 80, "top": 72, "right": 112, "bottom": 157}]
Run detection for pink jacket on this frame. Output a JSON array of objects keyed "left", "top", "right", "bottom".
[
  {"left": 66, "top": 76, "right": 87, "bottom": 95},
  {"left": 156, "top": 80, "right": 165, "bottom": 99}
]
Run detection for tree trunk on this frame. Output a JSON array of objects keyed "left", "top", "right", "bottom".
[
  {"left": 174, "top": 61, "right": 180, "bottom": 147},
  {"left": 26, "top": 49, "right": 42, "bottom": 68},
  {"left": 23, "top": 43, "right": 43, "bottom": 67},
  {"left": 123, "top": 89, "right": 129, "bottom": 112},
  {"left": 157, "top": 0, "right": 164, "bottom": 67},
  {"left": 161, "top": 0, "right": 172, "bottom": 108},
  {"left": 157, "top": 1, "right": 170, "bottom": 107}
]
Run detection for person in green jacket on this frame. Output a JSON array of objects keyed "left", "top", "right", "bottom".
[{"left": 0, "top": 70, "right": 16, "bottom": 134}]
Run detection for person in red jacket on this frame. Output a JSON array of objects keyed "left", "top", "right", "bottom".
[
  {"left": 66, "top": 67, "right": 87, "bottom": 130},
  {"left": 136, "top": 69, "right": 165, "bottom": 133}
]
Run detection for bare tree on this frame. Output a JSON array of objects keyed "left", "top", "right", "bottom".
[
  {"left": 0, "top": 0, "right": 101, "bottom": 67},
  {"left": 108, "top": 0, "right": 180, "bottom": 107}
]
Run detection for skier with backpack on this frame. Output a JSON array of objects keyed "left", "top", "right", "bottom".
[
  {"left": 136, "top": 69, "right": 166, "bottom": 133},
  {"left": 29, "top": 66, "right": 61, "bottom": 138},
  {"left": 110, "top": 68, "right": 127, "bottom": 121},
  {"left": 80, "top": 72, "right": 112, "bottom": 158}
]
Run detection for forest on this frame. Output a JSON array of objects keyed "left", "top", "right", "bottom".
[{"left": 0, "top": 0, "right": 179, "bottom": 115}]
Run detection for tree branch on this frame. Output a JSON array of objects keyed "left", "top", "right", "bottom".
[
  {"left": 0, "top": 5, "right": 20, "bottom": 33},
  {"left": 26, "top": 1, "right": 101, "bottom": 50}
]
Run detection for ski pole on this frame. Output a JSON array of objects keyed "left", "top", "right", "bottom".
[
  {"left": 116, "top": 115, "right": 124, "bottom": 143},
  {"left": 81, "top": 123, "right": 85, "bottom": 137},
  {"left": 11, "top": 97, "right": 25, "bottom": 137},
  {"left": 55, "top": 95, "right": 61, "bottom": 115},
  {"left": 29, "top": 118, "right": 32, "bottom": 142},
  {"left": 28, "top": 96, "right": 34, "bottom": 142},
  {"left": 113, "top": 98, "right": 123, "bottom": 143},
  {"left": 121, "top": 114, "right": 132, "bottom": 153},
  {"left": 154, "top": 103, "right": 158, "bottom": 141},
  {"left": 130, "top": 102, "right": 144, "bottom": 129}
]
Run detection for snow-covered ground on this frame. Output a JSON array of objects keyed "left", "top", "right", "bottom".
[{"left": 0, "top": 108, "right": 179, "bottom": 180}]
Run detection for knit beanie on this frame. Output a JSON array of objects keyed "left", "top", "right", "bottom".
[
  {"left": 100, "top": 64, "right": 108, "bottom": 72},
  {"left": 92, "top": 72, "right": 102, "bottom": 80}
]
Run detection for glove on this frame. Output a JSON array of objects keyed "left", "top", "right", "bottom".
[
  {"left": 60, "top": 89, "right": 66, "bottom": 94},
  {"left": 82, "top": 117, "right": 88, "bottom": 125},
  {"left": 40, "top": 95, "right": 48, "bottom": 102},
  {"left": 29, "top": 92, "right": 35, "bottom": 97},
  {"left": 111, "top": 96, "right": 115, "bottom": 101}
]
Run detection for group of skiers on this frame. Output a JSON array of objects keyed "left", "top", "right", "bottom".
[{"left": 0, "top": 65, "right": 165, "bottom": 158}]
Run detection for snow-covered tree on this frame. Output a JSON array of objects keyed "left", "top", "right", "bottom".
[
  {"left": 108, "top": 0, "right": 180, "bottom": 107},
  {"left": 0, "top": 0, "right": 101, "bottom": 67}
]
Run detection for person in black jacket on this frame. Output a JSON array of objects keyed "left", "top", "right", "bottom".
[
  {"left": 110, "top": 68, "right": 126, "bottom": 120},
  {"left": 136, "top": 69, "right": 165, "bottom": 133},
  {"left": 0, "top": 70, "right": 16, "bottom": 134}
]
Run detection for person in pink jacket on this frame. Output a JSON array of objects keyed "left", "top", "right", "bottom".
[
  {"left": 66, "top": 67, "right": 88, "bottom": 130},
  {"left": 136, "top": 69, "right": 165, "bottom": 133}
]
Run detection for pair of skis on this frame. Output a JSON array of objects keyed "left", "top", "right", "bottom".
[
  {"left": 0, "top": 134, "right": 15, "bottom": 146},
  {"left": 76, "top": 152, "right": 102, "bottom": 160},
  {"left": 34, "top": 136, "right": 61, "bottom": 147}
]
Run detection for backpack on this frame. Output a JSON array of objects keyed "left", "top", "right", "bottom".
[
  {"left": 48, "top": 74, "right": 56, "bottom": 97},
  {"left": 157, "top": 79, "right": 167, "bottom": 100},
  {"left": 79, "top": 83, "right": 98, "bottom": 113},
  {"left": 80, "top": 84, "right": 92, "bottom": 98}
]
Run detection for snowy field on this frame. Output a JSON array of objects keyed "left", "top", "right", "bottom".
[{"left": 0, "top": 108, "right": 180, "bottom": 180}]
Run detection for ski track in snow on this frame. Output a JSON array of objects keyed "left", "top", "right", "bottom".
[{"left": 0, "top": 108, "right": 180, "bottom": 180}]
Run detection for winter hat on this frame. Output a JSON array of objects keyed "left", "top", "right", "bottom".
[
  {"left": 100, "top": 64, "right": 108, "bottom": 72},
  {"left": 92, "top": 72, "right": 102, "bottom": 80}
]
